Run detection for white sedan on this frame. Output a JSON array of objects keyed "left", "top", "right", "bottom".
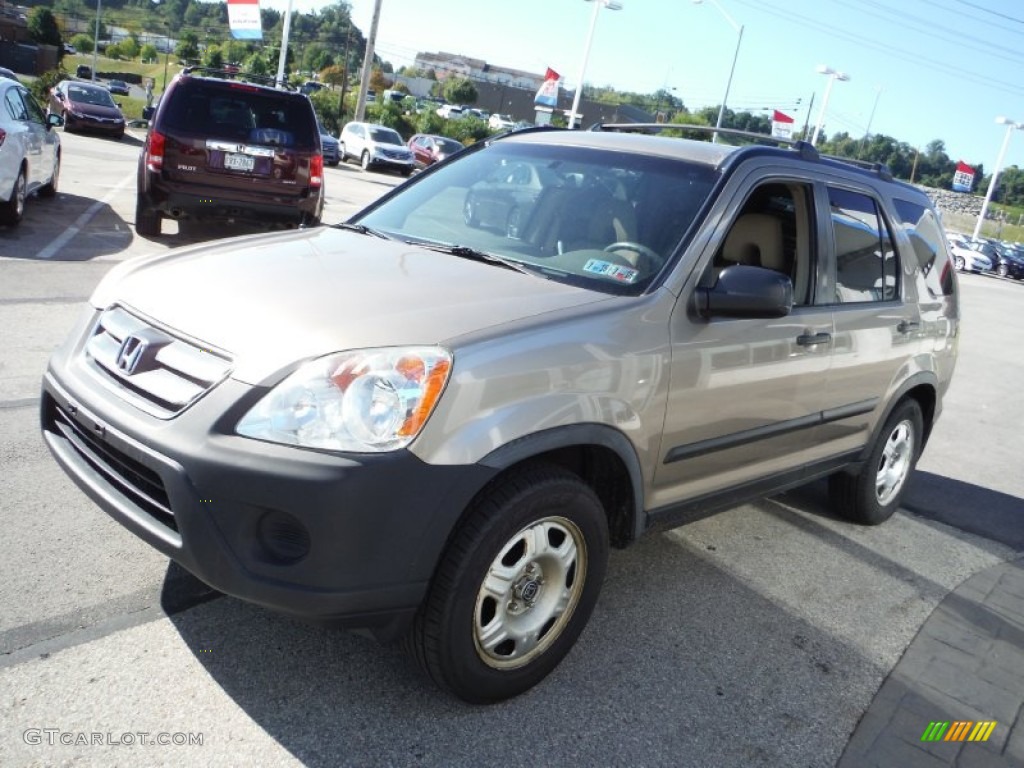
[{"left": 0, "top": 75, "right": 62, "bottom": 226}]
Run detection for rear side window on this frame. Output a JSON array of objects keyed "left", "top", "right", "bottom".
[
  {"left": 161, "top": 81, "right": 317, "bottom": 149},
  {"left": 828, "top": 187, "right": 898, "bottom": 303},
  {"left": 892, "top": 198, "right": 955, "bottom": 298}
]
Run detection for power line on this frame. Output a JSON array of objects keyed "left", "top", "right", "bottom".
[{"left": 953, "top": 0, "right": 1024, "bottom": 25}]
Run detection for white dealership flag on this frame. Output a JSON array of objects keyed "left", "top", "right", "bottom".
[
  {"left": 534, "top": 68, "right": 561, "bottom": 108},
  {"left": 228, "top": 0, "right": 263, "bottom": 41},
  {"left": 771, "top": 109, "right": 795, "bottom": 139}
]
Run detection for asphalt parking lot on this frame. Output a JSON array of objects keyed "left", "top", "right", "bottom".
[{"left": 0, "top": 129, "right": 1021, "bottom": 767}]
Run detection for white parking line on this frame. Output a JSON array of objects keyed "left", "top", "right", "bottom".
[{"left": 36, "top": 172, "right": 136, "bottom": 260}]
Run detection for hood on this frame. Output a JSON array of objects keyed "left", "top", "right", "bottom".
[
  {"left": 69, "top": 99, "right": 123, "bottom": 120},
  {"left": 92, "top": 227, "right": 609, "bottom": 384}
]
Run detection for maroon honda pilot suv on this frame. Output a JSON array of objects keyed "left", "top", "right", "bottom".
[{"left": 135, "top": 68, "right": 324, "bottom": 236}]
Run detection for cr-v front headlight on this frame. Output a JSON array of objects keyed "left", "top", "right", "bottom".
[{"left": 237, "top": 347, "right": 451, "bottom": 452}]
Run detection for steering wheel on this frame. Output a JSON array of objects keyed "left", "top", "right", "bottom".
[{"left": 604, "top": 242, "right": 661, "bottom": 269}]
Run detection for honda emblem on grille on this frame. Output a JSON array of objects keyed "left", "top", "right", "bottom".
[{"left": 116, "top": 335, "right": 148, "bottom": 375}]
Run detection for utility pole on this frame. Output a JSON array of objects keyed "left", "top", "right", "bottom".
[
  {"left": 338, "top": 26, "right": 352, "bottom": 122},
  {"left": 800, "top": 92, "right": 814, "bottom": 141},
  {"left": 355, "top": 0, "right": 383, "bottom": 122}
]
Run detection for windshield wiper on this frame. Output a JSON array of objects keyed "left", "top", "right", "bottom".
[
  {"left": 336, "top": 222, "right": 394, "bottom": 240},
  {"left": 418, "top": 243, "right": 537, "bottom": 276}
]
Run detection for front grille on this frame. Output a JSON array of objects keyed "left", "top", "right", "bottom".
[
  {"left": 49, "top": 399, "right": 178, "bottom": 532},
  {"left": 84, "top": 306, "right": 231, "bottom": 418}
]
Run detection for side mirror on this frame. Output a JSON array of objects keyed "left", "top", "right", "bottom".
[
  {"left": 698, "top": 265, "right": 794, "bottom": 319},
  {"left": 46, "top": 112, "right": 64, "bottom": 129}
]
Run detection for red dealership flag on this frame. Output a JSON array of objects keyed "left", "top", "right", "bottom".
[
  {"left": 953, "top": 161, "right": 976, "bottom": 192},
  {"left": 535, "top": 68, "right": 561, "bottom": 108},
  {"left": 771, "top": 110, "right": 795, "bottom": 139}
]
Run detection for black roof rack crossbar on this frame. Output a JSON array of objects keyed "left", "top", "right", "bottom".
[
  {"left": 180, "top": 66, "right": 297, "bottom": 91},
  {"left": 818, "top": 153, "right": 894, "bottom": 181}
]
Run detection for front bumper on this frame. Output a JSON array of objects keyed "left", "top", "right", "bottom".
[
  {"left": 65, "top": 113, "right": 125, "bottom": 136},
  {"left": 40, "top": 336, "right": 496, "bottom": 640}
]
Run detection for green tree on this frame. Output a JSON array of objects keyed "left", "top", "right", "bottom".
[
  {"left": 202, "top": 44, "right": 224, "bottom": 71},
  {"left": 28, "top": 7, "right": 63, "bottom": 48},
  {"left": 140, "top": 43, "right": 158, "bottom": 63},
  {"left": 71, "top": 33, "right": 94, "bottom": 54},
  {"left": 443, "top": 77, "right": 477, "bottom": 105},
  {"left": 106, "top": 42, "right": 124, "bottom": 60},
  {"left": 119, "top": 36, "right": 140, "bottom": 60},
  {"left": 244, "top": 52, "right": 269, "bottom": 76},
  {"left": 176, "top": 31, "right": 199, "bottom": 64}
]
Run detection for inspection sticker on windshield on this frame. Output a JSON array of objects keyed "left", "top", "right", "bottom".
[{"left": 583, "top": 259, "right": 639, "bottom": 283}]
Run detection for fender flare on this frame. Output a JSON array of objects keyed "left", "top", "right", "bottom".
[
  {"left": 857, "top": 371, "right": 940, "bottom": 464},
  {"left": 479, "top": 423, "right": 647, "bottom": 541}
]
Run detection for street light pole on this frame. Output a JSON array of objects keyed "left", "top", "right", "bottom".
[
  {"left": 811, "top": 65, "right": 849, "bottom": 146},
  {"left": 972, "top": 117, "right": 1022, "bottom": 241},
  {"left": 569, "top": 0, "right": 623, "bottom": 130},
  {"left": 91, "top": 0, "right": 101, "bottom": 82},
  {"left": 693, "top": 0, "right": 743, "bottom": 144}
]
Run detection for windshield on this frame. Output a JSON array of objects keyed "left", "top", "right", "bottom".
[
  {"left": 370, "top": 127, "right": 403, "bottom": 145},
  {"left": 67, "top": 85, "right": 116, "bottom": 107},
  {"left": 354, "top": 141, "right": 718, "bottom": 295},
  {"left": 438, "top": 138, "right": 464, "bottom": 154}
]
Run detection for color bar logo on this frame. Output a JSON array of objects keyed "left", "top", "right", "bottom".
[{"left": 921, "top": 721, "right": 997, "bottom": 742}]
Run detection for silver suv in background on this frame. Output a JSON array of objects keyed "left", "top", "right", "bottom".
[
  {"left": 339, "top": 121, "right": 414, "bottom": 175},
  {"left": 41, "top": 125, "right": 959, "bottom": 704}
]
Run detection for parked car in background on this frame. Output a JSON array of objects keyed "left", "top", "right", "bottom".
[
  {"left": 48, "top": 80, "right": 125, "bottom": 139},
  {"left": 488, "top": 113, "right": 515, "bottom": 131},
  {"left": 992, "top": 242, "right": 1024, "bottom": 279},
  {"left": 107, "top": 79, "right": 131, "bottom": 96},
  {"left": 462, "top": 158, "right": 563, "bottom": 238},
  {"left": 0, "top": 76, "right": 62, "bottom": 226},
  {"left": 466, "top": 108, "right": 490, "bottom": 121},
  {"left": 436, "top": 104, "right": 464, "bottom": 119},
  {"left": 75, "top": 65, "right": 92, "bottom": 79},
  {"left": 0, "top": 66, "right": 22, "bottom": 83},
  {"left": 135, "top": 67, "right": 324, "bottom": 236},
  {"left": 339, "top": 121, "right": 414, "bottom": 175},
  {"left": 948, "top": 238, "right": 993, "bottom": 273},
  {"left": 408, "top": 133, "right": 464, "bottom": 169},
  {"left": 318, "top": 121, "right": 340, "bottom": 166}
]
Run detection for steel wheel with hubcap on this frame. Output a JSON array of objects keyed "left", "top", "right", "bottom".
[
  {"left": 997, "top": 263, "right": 1008, "bottom": 277},
  {"left": 953, "top": 255, "right": 965, "bottom": 271},
  {"left": 830, "top": 399, "right": 923, "bottom": 525},
  {"left": 404, "top": 463, "right": 608, "bottom": 703},
  {"left": 361, "top": 151, "right": 372, "bottom": 171},
  {"left": 39, "top": 152, "right": 60, "bottom": 198}
]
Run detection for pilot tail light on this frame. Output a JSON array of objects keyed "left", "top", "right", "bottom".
[
  {"left": 146, "top": 130, "right": 165, "bottom": 173},
  {"left": 310, "top": 153, "right": 323, "bottom": 188}
]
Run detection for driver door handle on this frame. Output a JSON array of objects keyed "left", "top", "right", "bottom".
[{"left": 796, "top": 331, "right": 832, "bottom": 347}]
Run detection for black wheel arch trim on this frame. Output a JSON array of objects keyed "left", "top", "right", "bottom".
[
  {"left": 478, "top": 423, "right": 646, "bottom": 541},
  {"left": 856, "top": 371, "right": 940, "bottom": 465}
]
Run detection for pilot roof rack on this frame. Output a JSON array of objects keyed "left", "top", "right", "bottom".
[
  {"left": 180, "top": 66, "right": 297, "bottom": 91},
  {"left": 590, "top": 122, "right": 895, "bottom": 180}
]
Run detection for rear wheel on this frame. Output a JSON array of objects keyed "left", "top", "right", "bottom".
[
  {"left": 360, "top": 151, "right": 372, "bottom": 171},
  {"left": 135, "top": 194, "right": 162, "bottom": 236},
  {"left": 953, "top": 255, "right": 965, "bottom": 271},
  {"left": 404, "top": 463, "right": 609, "bottom": 703},
  {"left": 39, "top": 151, "right": 60, "bottom": 198},
  {"left": 830, "top": 399, "right": 923, "bottom": 525},
  {"left": 997, "top": 263, "right": 1009, "bottom": 278},
  {"left": 0, "top": 168, "right": 26, "bottom": 226}
]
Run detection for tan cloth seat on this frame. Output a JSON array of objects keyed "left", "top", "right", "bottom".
[{"left": 721, "top": 213, "right": 784, "bottom": 269}]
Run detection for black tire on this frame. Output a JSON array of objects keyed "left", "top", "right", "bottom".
[
  {"left": 953, "top": 255, "right": 965, "bottom": 271},
  {"left": 0, "top": 167, "right": 26, "bottom": 226},
  {"left": 135, "top": 194, "right": 162, "bottom": 236},
  {"left": 400, "top": 167, "right": 412, "bottom": 177},
  {"left": 463, "top": 196, "right": 478, "bottom": 227},
  {"left": 506, "top": 206, "right": 521, "bottom": 238},
  {"left": 405, "top": 463, "right": 609, "bottom": 703},
  {"left": 39, "top": 151, "right": 60, "bottom": 198},
  {"left": 338, "top": 142, "right": 347, "bottom": 162},
  {"left": 830, "top": 399, "right": 923, "bottom": 525},
  {"left": 360, "top": 150, "right": 372, "bottom": 171}
]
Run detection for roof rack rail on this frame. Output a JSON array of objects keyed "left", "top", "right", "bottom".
[
  {"left": 819, "top": 153, "right": 894, "bottom": 181},
  {"left": 180, "top": 66, "right": 296, "bottom": 91},
  {"left": 590, "top": 122, "right": 821, "bottom": 160}
]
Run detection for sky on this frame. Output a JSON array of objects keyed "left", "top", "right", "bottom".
[{"left": 256, "top": 0, "right": 1024, "bottom": 175}]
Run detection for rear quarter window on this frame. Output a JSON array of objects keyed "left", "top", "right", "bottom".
[
  {"left": 891, "top": 198, "right": 955, "bottom": 298},
  {"left": 160, "top": 81, "right": 317, "bottom": 149}
]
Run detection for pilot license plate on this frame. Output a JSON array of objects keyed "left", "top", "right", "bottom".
[{"left": 224, "top": 153, "right": 254, "bottom": 172}]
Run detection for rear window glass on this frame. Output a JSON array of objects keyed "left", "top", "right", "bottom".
[
  {"left": 892, "top": 198, "right": 955, "bottom": 298},
  {"left": 161, "top": 81, "right": 317, "bottom": 149}
]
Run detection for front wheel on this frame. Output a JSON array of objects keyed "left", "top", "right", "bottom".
[
  {"left": 953, "top": 255, "right": 965, "bottom": 271},
  {"left": 997, "top": 263, "right": 1009, "bottom": 278},
  {"left": 405, "top": 463, "right": 609, "bottom": 703},
  {"left": 360, "top": 151, "right": 372, "bottom": 171},
  {"left": 39, "top": 151, "right": 60, "bottom": 198},
  {"left": 830, "top": 399, "right": 923, "bottom": 525}
]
